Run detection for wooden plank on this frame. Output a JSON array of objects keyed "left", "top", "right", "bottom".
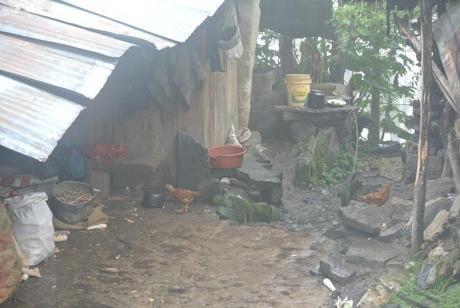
[{"left": 274, "top": 105, "right": 355, "bottom": 114}]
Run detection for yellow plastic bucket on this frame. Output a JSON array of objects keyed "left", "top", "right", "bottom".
[{"left": 284, "top": 74, "right": 312, "bottom": 107}]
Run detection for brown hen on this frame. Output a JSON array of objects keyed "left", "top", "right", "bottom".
[
  {"left": 359, "top": 184, "right": 390, "bottom": 207},
  {"left": 165, "top": 184, "right": 200, "bottom": 213}
]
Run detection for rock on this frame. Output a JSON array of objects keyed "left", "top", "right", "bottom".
[
  {"left": 237, "top": 155, "right": 282, "bottom": 206},
  {"left": 319, "top": 254, "right": 356, "bottom": 284},
  {"left": 428, "top": 244, "right": 449, "bottom": 262},
  {"left": 338, "top": 174, "right": 363, "bottom": 207},
  {"left": 345, "top": 240, "right": 402, "bottom": 268},
  {"left": 424, "top": 210, "right": 449, "bottom": 242},
  {"left": 242, "top": 131, "right": 262, "bottom": 148},
  {"left": 404, "top": 197, "right": 452, "bottom": 233},
  {"left": 418, "top": 263, "right": 437, "bottom": 289},
  {"left": 390, "top": 196, "right": 412, "bottom": 208},
  {"left": 453, "top": 261, "right": 460, "bottom": 280},
  {"left": 425, "top": 198, "right": 453, "bottom": 225},
  {"left": 338, "top": 201, "right": 391, "bottom": 235},
  {"left": 449, "top": 195, "right": 460, "bottom": 222},
  {"left": 357, "top": 285, "right": 390, "bottom": 308},
  {"left": 403, "top": 151, "right": 444, "bottom": 183},
  {"left": 290, "top": 121, "right": 317, "bottom": 143},
  {"left": 324, "top": 223, "right": 363, "bottom": 240},
  {"left": 252, "top": 145, "right": 272, "bottom": 164},
  {"left": 426, "top": 177, "right": 455, "bottom": 201},
  {"left": 438, "top": 262, "right": 453, "bottom": 278},
  {"left": 177, "top": 131, "right": 210, "bottom": 190},
  {"left": 229, "top": 178, "right": 248, "bottom": 189},
  {"left": 197, "top": 178, "right": 223, "bottom": 202},
  {"left": 220, "top": 177, "right": 231, "bottom": 184},
  {"left": 294, "top": 127, "right": 340, "bottom": 189},
  {"left": 211, "top": 168, "right": 237, "bottom": 178},
  {"left": 378, "top": 223, "right": 405, "bottom": 242},
  {"left": 309, "top": 264, "right": 322, "bottom": 276}
]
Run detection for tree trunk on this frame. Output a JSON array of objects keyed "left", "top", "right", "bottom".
[
  {"left": 330, "top": 39, "right": 345, "bottom": 83},
  {"left": 369, "top": 87, "right": 381, "bottom": 149},
  {"left": 236, "top": 0, "right": 260, "bottom": 129},
  {"left": 279, "top": 35, "right": 296, "bottom": 75},
  {"left": 412, "top": 0, "right": 433, "bottom": 256}
]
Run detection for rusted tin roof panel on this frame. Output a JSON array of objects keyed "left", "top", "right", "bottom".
[
  {"left": 0, "top": 75, "right": 84, "bottom": 161},
  {"left": 0, "top": 6, "right": 134, "bottom": 58},
  {"left": 0, "top": 34, "right": 116, "bottom": 99},
  {"left": 60, "top": 0, "right": 225, "bottom": 43},
  {"left": 0, "top": 0, "right": 175, "bottom": 49}
]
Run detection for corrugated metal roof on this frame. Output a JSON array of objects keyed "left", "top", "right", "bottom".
[
  {"left": 0, "top": 0, "right": 225, "bottom": 161},
  {"left": 0, "top": 75, "right": 84, "bottom": 161},
  {"left": 0, "top": 33, "right": 116, "bottom": 99},
  {"left": 60, "top": 0, "right": 225, "bottom": 43},
  {"left": 0, "top": 6, "right": 134, "bottom": 59},
  {"left": 0, "top": 0, "right": 175, "bottom": 49}
]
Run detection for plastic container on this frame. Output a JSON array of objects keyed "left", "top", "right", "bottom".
[
  {"left": 208, "top": 145, "right": 245, "bottom": 169},
  {"left": 51, "top": 181, "right": 95, "bottom": 224},
  {"left": 284, "top": 74, "right": 312, "bottom": 107}
]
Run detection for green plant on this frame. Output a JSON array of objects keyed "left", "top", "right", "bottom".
[
  {"left": 310, "top": 150, "right": 356, "bottom": 187},
  {"left": 332, "top": 1, "right": 416, "bottom": 146},
  {"left": 387, "top": 257, "right": 460, "bottom": 308}
]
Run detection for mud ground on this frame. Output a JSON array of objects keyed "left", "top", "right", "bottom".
[
  {"left": 2, "top": 198, "right": 328, "bottom": 308},
  {"left": 2, "top": 140, "right": 408, "bottom": 308}
]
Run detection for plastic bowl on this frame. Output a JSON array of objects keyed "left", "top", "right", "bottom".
[{"left": 208, "top": 145, "right": 245, "bottom": 169}]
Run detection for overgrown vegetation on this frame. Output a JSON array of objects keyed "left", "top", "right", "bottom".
[
  {"left": 255, "top": 0, "right": 417, "bottom": 146},
  {"left": 333, "top": 1, "right": 416, "bottom": 146},
  {"left": 309, "top": 150, "right": 357, "bottom": 187},
  {"left": 387, "top": 258, "right": 460, "bottom": 308}
]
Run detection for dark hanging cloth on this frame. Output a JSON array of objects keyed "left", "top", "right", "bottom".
[
  {"left": 148, "top": 43, "right": 207, "bottom": 111},
  {"left": 207, "top": 0, "right": 241, "bottom": 72}
]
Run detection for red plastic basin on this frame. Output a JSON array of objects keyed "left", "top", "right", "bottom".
[{"left": 208, "top": 145, "right": 245, "bottom": 169}]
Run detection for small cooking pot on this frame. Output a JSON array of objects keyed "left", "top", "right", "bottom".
[
  {"left": 142, "top": 190, "right": 165, "bottom": 208},
  {"left": 307, "top": 91, "right": 326, "bottom": 109}
]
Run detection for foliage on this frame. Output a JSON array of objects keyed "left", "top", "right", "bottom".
[
  {"left": 255, "top": 30, "right": 280, "bottom": 69},
  {"left": 310, "top": 150, "right": 357, "bottom": 187},
  {"left": 332, "top": 1, "right": 417, "bottom": 141},
  {"left": 387, "top": 258, "right": 460, "bottom": 308}
]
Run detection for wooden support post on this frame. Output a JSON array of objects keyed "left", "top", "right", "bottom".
[{"left": 412, "top": 0, "right": 433, "bottom": 255}]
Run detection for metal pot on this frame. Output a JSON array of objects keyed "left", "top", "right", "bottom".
[
  {"left": 307, "top": 91, "right": 326, "bottom": 109},
  {"left": 51, "top": 181, "right": 95, "bottom": 224},
  {"left": 142, "top": 190, "right": 165, "bottom": 208}
]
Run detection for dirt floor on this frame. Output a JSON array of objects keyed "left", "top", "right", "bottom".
[
  {"left": 2, "top": 198, "right": 328, "bottom": 308},
  {"left": 1, "top": 140, "right": 409, "bottom": 308}
]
